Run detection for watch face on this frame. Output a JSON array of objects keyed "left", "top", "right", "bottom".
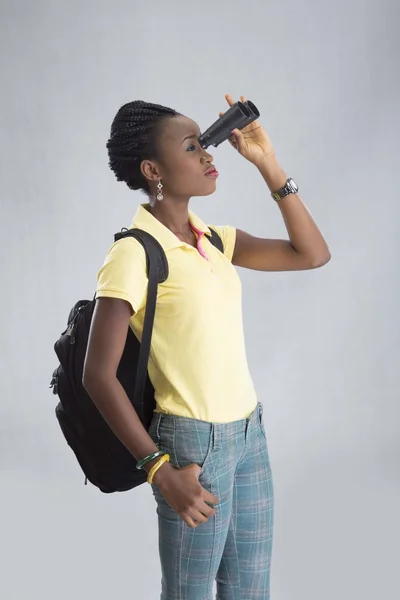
[{"left": 271, "top": 178, "right": 298, "bottom": 201}]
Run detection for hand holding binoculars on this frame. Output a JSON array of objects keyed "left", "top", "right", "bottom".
[{"left": 198, "top": 100, "right": 260, "bottom": 150}]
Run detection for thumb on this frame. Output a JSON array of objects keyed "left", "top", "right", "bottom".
[
  {"left": 231, "top": 128, "right": 246, "bottom": 154},
  {"left": 185, "top": 463, "right": 202, "bottom": 478}
]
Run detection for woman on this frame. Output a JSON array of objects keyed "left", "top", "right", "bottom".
[{"left": 83, "top": 94, "right": 331, "bottom": 600}]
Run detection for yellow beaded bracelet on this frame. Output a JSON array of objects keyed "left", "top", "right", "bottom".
[{"left": 147, "top": 454, "right": 170, "bottom": 485}]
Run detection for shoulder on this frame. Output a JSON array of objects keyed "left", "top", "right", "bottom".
[
  {"left": 96, "top": 236, "right": 148, "bottom": 314},
  {"left": 102, "top": 235, "right": 146, "bottom": 265}
]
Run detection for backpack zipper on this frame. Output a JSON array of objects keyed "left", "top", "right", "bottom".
[
  {"left": 49, "top": 370, "right": 59, "bottom": 394},
  {"left": 65, "top": 305, "right": 85, "bottom": 345}
]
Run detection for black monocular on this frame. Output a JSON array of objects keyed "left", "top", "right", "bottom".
[{"left": 198, "top": 100, "right": 260, "bottom": 149}]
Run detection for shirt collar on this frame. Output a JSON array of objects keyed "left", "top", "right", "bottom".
[{"left": 130, "top": 203, "right": 212, "bottom": 251}]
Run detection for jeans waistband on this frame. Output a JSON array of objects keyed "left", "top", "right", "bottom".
[{"left": 153, "top": 402, "right": 263, "bottom": 450}]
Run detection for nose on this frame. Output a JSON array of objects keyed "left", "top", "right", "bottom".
[{"left": 201, "top": 149, "right": 214, "bottom": 164}]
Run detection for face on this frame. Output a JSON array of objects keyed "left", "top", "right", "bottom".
[{"left": 142, "top": 115, "right": 219, "bottom": 200}]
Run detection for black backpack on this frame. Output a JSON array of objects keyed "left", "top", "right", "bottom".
[{"left": 50, "top": 226, "right": 224, "bottom": 493}]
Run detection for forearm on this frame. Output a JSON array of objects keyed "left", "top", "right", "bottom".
[
  {"left": 83, "top": 374, "right": 160, "bottom": 471},
  {"left": 257, "top": 155, "right": 331, "bottom": 262}
]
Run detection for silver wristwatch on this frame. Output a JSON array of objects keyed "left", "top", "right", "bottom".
[{"left": 271, "top": 177, "right": 299, "bottom": 201}]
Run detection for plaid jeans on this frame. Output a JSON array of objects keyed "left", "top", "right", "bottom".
[{"left": 148, "top": 403, "right": 274, "bottom": 600}]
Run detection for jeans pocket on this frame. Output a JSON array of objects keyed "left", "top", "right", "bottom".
[
  {"left": 172, "top": 423, "right": 214, "bottom": 478},
  {"left": 198, "top": 431, "right": 213, "bottom": 478},
  {"left": 148, "top": 414, "right": 161, "bottom": 446}
]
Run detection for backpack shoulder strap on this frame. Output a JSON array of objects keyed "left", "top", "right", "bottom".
[
  {"left": 206, "top": 227, "right": 224, "bottom": 254},
  {"left": 113, "top": 228, "right": 168, "bottom": 411},
  {"left": 114, "top": 228, "right": 169, "bottom": 283}
]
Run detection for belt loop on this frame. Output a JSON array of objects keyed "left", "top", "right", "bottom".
[
  {"left": 259, "top": 402, "right": 263, "bottom": 420},
  {"left": 244, "top": 416, "right": 249, "bottom": 440},
  {"left": 212, "top": 423, "right": 221, "bottom": 451}
]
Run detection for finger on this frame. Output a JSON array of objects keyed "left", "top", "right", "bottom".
[
  {"left": 231, "top": 129, "right": 246, "bottom": 154},
  {"left": 193, "top": 464, "right": 202, "bottom": 479},
  {"left": 225, "top": 93, "right": 235, "bottom": 107},
  {"left": 229, "top": 129, "right": 238, "bottom": 143},
  {"left": 219, "top": 111, "right": 224, "bottom": 118},
  {"left": 192, "top": 510, "right": 208, "bottom": 524},
  {"left": 240, "top": 95, "right": 247, "bottom": 103},
  {"left": 204, "top": 490, "right": 219, "bottom": 505},
  {"left": 228, "top": 132, "right": 238, "bottom": 151},
  {"left": 184, "top": 515, "right": 198, "bottom": 529},
  {"left": 200, "top": 504, "right": 216, "bottom": 518},
  {"left": 229, "top": 138, "right": 238, "bottom": 150},
  {"left": 184, "top": 509, "right": 207, "bottom": 527}
]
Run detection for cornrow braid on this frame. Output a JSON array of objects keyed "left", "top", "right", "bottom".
[{"left": 106, "top": 100, "right": 179, "bottom": 194}]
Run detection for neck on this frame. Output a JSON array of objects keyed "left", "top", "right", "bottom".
[{"left": 148, "top": 196, "right": 192, "bottom": 234}]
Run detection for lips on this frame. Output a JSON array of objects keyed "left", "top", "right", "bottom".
[{"left": 204, "top": 166, "right": 219, "bottom": 177}]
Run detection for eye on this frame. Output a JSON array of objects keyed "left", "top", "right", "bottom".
[{"left": 186, "top": 143, "right": 196, "bottom": 152}]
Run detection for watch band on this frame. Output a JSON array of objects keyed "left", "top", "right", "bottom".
[{"left": 271, "top": 177, "right": 299, "bottom": 202}]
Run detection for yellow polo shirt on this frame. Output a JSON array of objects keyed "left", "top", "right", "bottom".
[{"left": 95, "top": 204, "right": 257, "bottom": 423}]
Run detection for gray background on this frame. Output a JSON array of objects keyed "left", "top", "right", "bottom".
[{"left": 1, "top": 1, "right": 399, "bottom": 598}]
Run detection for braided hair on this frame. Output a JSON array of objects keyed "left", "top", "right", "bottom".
[{"left": 106, "top": 100, "right": 179, "bottom": 195}]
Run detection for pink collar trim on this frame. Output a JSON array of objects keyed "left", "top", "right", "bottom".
[{"left": 189, "top": 223, "right": 209, "bottom": 261}]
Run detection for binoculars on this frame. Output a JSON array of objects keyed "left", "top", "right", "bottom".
[{"left": 198, "top": 100, "right": 260, "bottom": 149}]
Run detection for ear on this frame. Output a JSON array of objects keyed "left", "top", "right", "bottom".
[{"left": 140, "top": 160, "right": 161, "bottom": 184}]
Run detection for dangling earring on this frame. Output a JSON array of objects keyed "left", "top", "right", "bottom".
[{"left": 156, "top": 179, "right": 164, "bottom": 202}]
